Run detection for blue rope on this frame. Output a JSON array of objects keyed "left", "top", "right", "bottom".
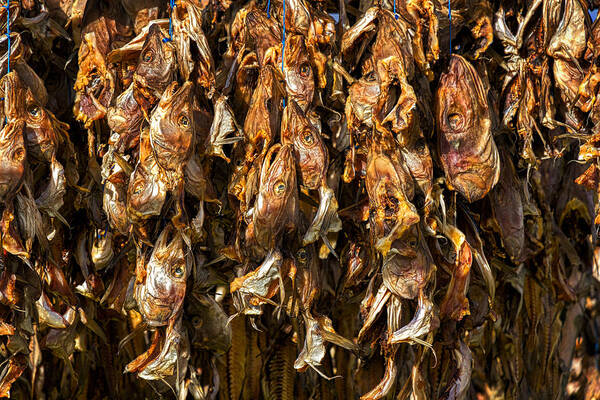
[
  {"left": 393, "top": 0, "right": 398, "bottom": 19},
  {"left": 1, "top": 2, "right": 9, "bottom": 113},
  {"left": 5, "top": 1, "right": 9, "bottom": 73},
  {"left": 162, "top": 0, "right": 175, "bottom": 43},
  {"left": 448, "top": 0, "right": 452, "bottom": 54},
  {"left": 266, "top": 0, "right": 271, "bottom": 18},
  {"left": 281, "top": 0, "right": 286, "bottom": 106}
]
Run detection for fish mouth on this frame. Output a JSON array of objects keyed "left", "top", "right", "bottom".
[
  {"left": 450, "top": 170, "right": 491, "bottom": 202},
  {"left": 147, "top": 294, "right": 175, "bottom": 310},
  {"left": 301, "top": 170, "right": 321, "bottom": 190},
  {"left": 140, "top": 297, "right": 175, "bottom": 326}
]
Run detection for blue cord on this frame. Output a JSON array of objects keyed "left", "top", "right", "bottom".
[
  {"left": 281, "top": 0, "right": 286, "bottom": 106},
  {"left": 162, "top": 0, "right": 175, "bottom": 43},
  {"left": 448, "top": 0, "right": 452, "bottom": 54},
  {"left": 266, "top": 0, "right": 271, "bottom": 18},
  {"left": 3, "top": 1, "right": 9, "bottom": 122},
  {"left": 393, "top": 0, "right": 398, "bottom": 19},
  {"left": 5, "top": 1, "right": 9, "bottom": 73}
]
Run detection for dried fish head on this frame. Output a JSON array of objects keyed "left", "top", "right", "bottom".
[
  {"left": 0, "top": 121, "right": 26, "bottom": 201},
  {"left": 172, "top": 0, "right": 215, "bottom": 89},
  {"left": 243, "top": 65, "right": 285, "bottom": 156},
  {"left": 371, "top": 8, "right": 415, "bottom": 79},
  {"left": 346, "top": 73, "right": 381, "bottom": 132},
  {"left": 341, "top": 7, "right": 378, "bottom": 70},
  {"left": 382, "top": 226, "right": 434, "bottom": 300},
  {"left": 107, "top": 83, "right": 143, "bottom": 152},
  {"left": 281, "top": 100, "right": 327, "bottom": 190},
  {"left": 281, "top": 101, "right": 341, "bottom": 244},
  {"left": 283, "top": 34, "right": 314, "bottom": 111},
  {"left": 245, "top": 8, "right": 282, "bottom": 66},
  {"left": 366, "top": 146, "right": 419, "bottom": 256},
  {"left": 23, "top": 91, "right": 69, "bottom": 163},
  {"left": 435, "top": 55, "right": 500, "bottom": 202},
  {"left": 248, "top": 144, "right": 298, "bottom": 251},
  {"left": 136, "top": 225, "right": 190, "bottom": 326},
  {"left": 103, "top": 152, "right": 130, "bottom": 235},
  {"left": 402, "top": 142, "right": 433, "bottom": 205},
  {"left": 488, "top": 151, "right": 525, "bottom": 262},
  {"left": 127, "top": 129, "right": 167, "bottom": 222},
  {"left": 186, "top": 294, "right": 232, "bottom": 354},
  {"left": 205, "top": 95, "right": 241, "bottom": 162},
  {"left": 149, "top": 81, "right": 194, "bottom": 172},
  {"left": 0, "top": 71, "right": 27, "bottom": 123},
  {"left": 73, "top": 32, "right": 115, "bottom": 128},
  {"left": 133, "top": 23, "right": 176, "bottom": 100},
  {"left": 547, "top": 0, "right": 587, "bottom": 61}
]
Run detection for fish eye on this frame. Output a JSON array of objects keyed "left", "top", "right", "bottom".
[
  {"left": 408, "top": 238, "right": 418, "bottom": 248},
  {"left": 447, "top": 113, "right": 462, "bottom": 130},
  {"left": 296, "top": 248, "right": 308, "bottom": 263},
  {"left": 12, "top": 148, "right": 24, "bottom": 162},
  {"left": 142, "top": 50, "right": 153, "bottom": 63},
  {"left": 415, "top": 138, "right": 426, "bottom": 152},
  {"left": 28, "top": 106, "right": 40, "bottom": 117},
  {"left": 273, "top": 181, "right": 286, "bottom": 196},
  {"left": 299, "top": 63, "right": 310, "bottom": 77},
  {"left": 301, "top": 131, "right": 315, "bottom": 146},
  {"left": 133, "top": 183, "right": 144, "bottom": 195},
  {"left": 191, "top": 316, "right": 202, "bottom": 327},
  {"left": 172, "top": 265, "right": 185, "bottom": 278},
  {"left": 178, "top": 115, "right": 190, "bottom": 127}
]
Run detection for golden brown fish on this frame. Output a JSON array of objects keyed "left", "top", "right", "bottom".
[
  {"left": 148, "top": 81, "right": 194, "bottom": 176},
  {"left": 435, "top": 54, "right": 500, "bottom": 202},
  {"left": 382, "top": 226, "right": 434, "bottom": 300},
  {"left": 135, "top": 224, "right": 190, "bottom": 327},
  {"left": 281, "top": 100, "right": 341, "bottom": 245},
  {"left": 366, "top": 144, "right": 418, "bottom": 256},
  {"left": 0, "top": 121, "right": 26, "bottom": 202},
  {"left": 133, "top": 23, "right": 176, "bottom": 115},
  {"left": 107, "top": 83, "right": 144, "bottom": 152},
  {"left": 246, "top": 144, "right": 299, "bottom": 257},
  {"left": 127, "top": 128, "right": 166, "bottom": 223},
  {"left": 73, "top": 32, "right": 116, "bottom": 128},
  {"left": 283, "top": 34, "right": 314, "bottom": 112}
]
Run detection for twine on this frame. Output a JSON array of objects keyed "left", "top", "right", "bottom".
[
  {"left": 163, "top": 0, "right": 175, "bottom": 43},
  {"left": 448, "top": 0, "right": 452, "bottom": 54},
  {"left": 5, "top": 1, "right": 9, "bottom": 73}
]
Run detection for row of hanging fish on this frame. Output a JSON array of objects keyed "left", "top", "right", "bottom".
[{"left": 0, "top": 0, "right": 598, "bottom": 399}]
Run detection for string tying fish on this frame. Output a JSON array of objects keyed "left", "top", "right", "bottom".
[
  {"left": 1, "top": 1, "right": 9, "bottom": 104},
  {"left": 448, "top": 0, "right": 452, "bottom": 54},
  {"left": 281, "top": 0, "right": 286, "bottom": 106},
  {"left": 163, "top": 0, "right": 175, "bottom": 43},
  {"left": 5, "top": 0, "right": 10, "bottom": 73},
  {"left": 393, "top": 0, "right": 398, "bottom": 19},
  {"left": 266, "top": 0, "right": 271, "bottom": 18}
]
